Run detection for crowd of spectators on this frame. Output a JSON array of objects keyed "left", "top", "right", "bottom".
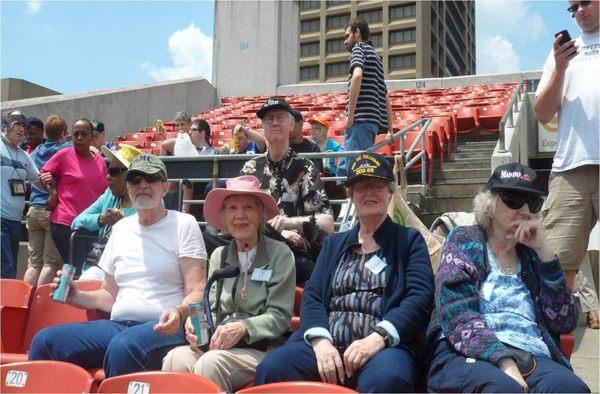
[{"left": 0, "top": 6, "right": 598, "bottom": 392}]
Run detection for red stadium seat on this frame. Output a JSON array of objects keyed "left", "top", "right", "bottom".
[
  {"left": 1, "top": 361, "right": 94, "bottom": 393},
  {"left": 373, "top": 134, "right": 393, "bottom": 156},
  {"left": 1, "top": 280, "right": 35, "bottom": 353},
  {"left": 237, "top": 381, "right": 356, "bottom": 393},
  {"left": 477, "top": 104, "right": 507, "bottom": 133},
  {"left": 454, "top": 106, "right": 480, "bottom": 139},
  {"left": 1, "top": 281, "right": 105, "bottom": 364},
  {"left": 291, "top": 287, "right": 303, "bottom": 331},
  {"left": 98, "top": 371, "right": 222, "bottom": 393},
  {"left": 1, "top": 280, "right": 34, "bottom": 309},
  {"left": 560, "top": 333, "right": 575, "bottom": 361}
]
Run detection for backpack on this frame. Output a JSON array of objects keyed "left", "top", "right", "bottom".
[{"left": 429, "top": 212, "right": 476, "bottom": 238}]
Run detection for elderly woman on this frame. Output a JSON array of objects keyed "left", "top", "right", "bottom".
[
  {"left": 162, "top": 175, "right": 296, "bottom": 392},
  {"left": 426, "top": 163, "right": 589, "bottom": 393},
  {"left": 72, "top": 144, "right": 141, "bottom": 280},
  {"left": 255, "top": 152, "right": 434, "bottom": 392}
]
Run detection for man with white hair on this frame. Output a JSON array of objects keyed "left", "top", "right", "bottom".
[{"left": 1, "top": 111, "right": 40, "bottom": 278}]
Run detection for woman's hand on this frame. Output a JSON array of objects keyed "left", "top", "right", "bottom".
[
  {"left": 510, "top": 218, "right": 554, "bottom": 261},
  {"left": 153, "top": 308, "right": 181, "bottom": 336},
  {"left": 209, "top": 321, "right": 247, "bottom": 350},
  {"left": 49, "top": 269, "right": 80, "bottom": 306},
  {"left": 498, "top": 357, "right": 528, "bottom": 392},
  {"left": 343, "top": 333, "right": 385, "bottom": 377},
  {"left": 311, "top": 337, "right": 345, "bottom": 385},
  {"left": 39, "top": 172, "right": 54, "bottom": 185},
  {"left": 45, "top": 190, "right": 58, "bottom": 212}
]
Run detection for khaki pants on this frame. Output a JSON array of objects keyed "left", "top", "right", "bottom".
[
  {"left": 26, "top": 206, "right": 61, "bottom": 270},
  {"left": 576, "top": 252, "right": 599, "bottom": 313},
  {"left": 162, "top": 345, "right": 266, "bottom": 392},
  {"left": 542, "top": 165, "right": 599, "bottom": 271}
]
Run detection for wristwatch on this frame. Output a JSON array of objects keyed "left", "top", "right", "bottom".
[{"left": 373, "top": 326, "right": 393, "bottom": 348}]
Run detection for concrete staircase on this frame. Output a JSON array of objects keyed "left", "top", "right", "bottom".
[{"left": 407, "top": 137, "right": 497, "bottom": 228}]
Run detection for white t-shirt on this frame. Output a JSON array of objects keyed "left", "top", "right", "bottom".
[
  {"left": 536, "top": 32, "right": 599, "bottom": 172},
  {"left": 99, "top": 210, "right": 207, "bottom": 322}
]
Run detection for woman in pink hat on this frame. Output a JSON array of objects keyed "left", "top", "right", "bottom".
[{"left": 162, "top": 175, "right": 296, "bottom": 392}]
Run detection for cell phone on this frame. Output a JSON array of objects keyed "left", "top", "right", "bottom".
[{"left": 555, "top": 30, "right": 572, "bottom": 46}]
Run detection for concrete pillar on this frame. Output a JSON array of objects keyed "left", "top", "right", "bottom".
[{"left": 212, "top": 0, "right": 300, "bottom": 100}]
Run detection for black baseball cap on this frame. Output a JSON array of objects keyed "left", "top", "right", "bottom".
[
  {"left": 91, "top": 119, "right": 105, "bottom": 135},
  {"left": 485, "top": 162, "right": 542, "bottom": 195},
  {"left": 256, "top": 98, "right": 293, "bottom": 119},
  {"left": 26, "top": 117, "right": 44, "bottom": 130},
  {"left": 343, "top": 152, "right": 393, "bottom": 187},
  {"left": 291, "top": 109, "right": 303, "bottom": 123}
]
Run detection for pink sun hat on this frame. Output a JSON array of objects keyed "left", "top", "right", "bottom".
[{"left": 203, "top": 175, "right": 280, "bottom": 231}]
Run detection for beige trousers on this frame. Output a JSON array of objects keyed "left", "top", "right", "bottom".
[
  {"left": 162, "top": 345, "right": 266, "bottom": 392},
  {"left": 576, "top": 252, "right": 599, "bottom": 313},
  {"left": 26, "top": 206, "right": 61, "bottom": 269}
]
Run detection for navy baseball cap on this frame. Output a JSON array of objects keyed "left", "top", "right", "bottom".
[
  {"left": 343, "top": 152, "right": 393, "bottom": 187},
  {"left": 92, "top": 119, "right": 105, "bottom": 135},
  {"left": 26, "top": 117, "right": 44, "bottom": 130},
  {"left": 291, "top": 109, "right": 303, "bottom": 123}
]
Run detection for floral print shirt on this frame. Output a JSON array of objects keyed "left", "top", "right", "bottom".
[{"left": 240, "top": 148, "right": 333, "bottom": 218}]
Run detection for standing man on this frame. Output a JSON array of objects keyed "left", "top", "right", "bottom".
[
  {"left": 534, "top": 0, "right": 599, "bottom": 288},
  {"left": 289, "top": 109, "right": 322, "bottom": 173},
  {"left": 1, "top": 111, "right": 40, "bottom": 278},
  {"left": 337, "top": 17, "right": 394, "bottom": 178}
]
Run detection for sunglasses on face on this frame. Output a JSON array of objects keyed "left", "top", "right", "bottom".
[
  {"left": 108, "top": 167, "right": 127, "bottom": 177},
  {"left": 497, "top": 191, "right": 543, "bottom": 213},
  {"left": 567, "top": 0, "right": 590, "bottom": 13},
  {"left": 127, "top": 173, "right": 165, "bottom": 185}
]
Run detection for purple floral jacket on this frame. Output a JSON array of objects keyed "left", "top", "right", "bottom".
[{"left": 426, "top": 225, "right": 577, "bottom": 369}]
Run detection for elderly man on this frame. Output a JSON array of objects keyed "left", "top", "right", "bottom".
[
  {"left": 534, "top": 0, "right": 599, "bottom": 289},
  {"left": 29, "top": 154, "right": 208, "bottom": 378},
  {"left": 241, "top": 98, "right": 334, "bottom": 284},
  {"left": 1, "top": 111, "right": 40, "bottom": 278}
]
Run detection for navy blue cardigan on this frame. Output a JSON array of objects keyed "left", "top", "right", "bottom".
[{"left": 291, "top": 216, "right": 435, "bottom": 352}]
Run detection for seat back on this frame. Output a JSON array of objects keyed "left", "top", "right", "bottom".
[
  {"left": 1, "top": 361, "right": 93, "bottom": 393},
  {"left": 21, "top": 281, "right": 105, "bottom": 353},
  {"left": 98, "top": 371, "right": 222, "bottom": 393},
  {"left": 1, "top": 280, "right": 34, "bottom": 309},
  {"left": 237, "top": 381, "right": 356, "bottom": 393}
]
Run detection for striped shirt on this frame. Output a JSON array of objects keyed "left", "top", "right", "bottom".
[{"left": 346, "top": 41, "right": 389, "bottom": 132}]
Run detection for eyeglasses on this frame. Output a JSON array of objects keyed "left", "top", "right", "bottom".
[
  {"left": 497, "top": 191, "right": 543, "bottom": 213},
  {"left": 567, "top": 0, "right": 590, "bottom": 13},
  {"left": 127, "top": 173, "right": 165, "bottom": 185},
  {"left": 263, "top": 114, "right": 290, "bottom": 125},
  {"left": 108, "top": 167, "right": 127, "bottom": 177}
]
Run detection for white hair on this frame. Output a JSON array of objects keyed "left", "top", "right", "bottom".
[{"left": 472, "top": 189, "right": 498, "bottom": 233}]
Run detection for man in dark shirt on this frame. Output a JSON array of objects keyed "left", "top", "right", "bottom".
[
  {"left": 289, "top": 109, "right": 323, "bottom": 173},
  {"left": 337, "top": 17, "right": 393, "bottom": 178}
]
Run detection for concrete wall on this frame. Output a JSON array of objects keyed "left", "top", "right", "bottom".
[
  {"left": 1, "top": 77, "right": 217, "bottom": 142},
  {"left": 212, "top": 0, "right": 299, "bottom": 100},
  {"left": 1, "top": 78, "right": 61, "bottom": 102}
]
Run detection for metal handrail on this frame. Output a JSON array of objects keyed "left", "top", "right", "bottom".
[{"left": 498, "top": 79, "right": 542, "bottom": 152}]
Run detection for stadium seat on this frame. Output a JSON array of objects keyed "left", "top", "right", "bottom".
[
  {"left": 98, "top": 371, "right": 222, "bottom": 393},
  {"left": 1, "top": 361, "right": 94, "bottom": 393},
  {"left": 237, "top": 381, "right": 356, "bottom": 393},
  {"left": 560, "top": 333, "right": 575, "bottom": 361},
  {"left": 1, "top": 280, "right": 34, "bottom": 309},
  {"left": 454, "top": 106, "right": 480, "bottom": 139},
  {"left": 291, "top": 287, "right": 303, "bottom": 331},
  {"left": 477, "top": 104, "right": 507, "bottom": 133},
  {"left": 1, "top": 280, "right": 35, "bottom": 353},
  {"left": 1, "top": 281, "right": 105, "bottom": 364},
  {"left": 373, "top": 134, "right": 393, "bottom": 156}
]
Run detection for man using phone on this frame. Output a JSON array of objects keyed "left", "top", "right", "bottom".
[{"left": 534, "top": 0, "right": 599, "bottom": 289}]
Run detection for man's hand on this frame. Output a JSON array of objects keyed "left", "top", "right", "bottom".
[
  {"left": 184, "top": 317, "right": 201, "bottom": 349},
  {"left": 39, "top": 172, "right": 54, "bottom": 185},
  {"left": 343, "top": 333, "right": 385, "bottom": 377},
  {"left": 498, "top": 357, "right": 528, "bottom": 392},
  {"left": 49, "top": 269, "right": 80, "bottom": 306},
  {"left": 269, "top": 214, "right": 291, "bottom": 232},
  {"left": 153, "top": 308, "right": 181, "bottom": 336},
  {"left": 281, "top": 230, "right": 305, "bottom": 248},
  {"left": 209, "top": 321, "right": 247, "bottom": 350},
  {"left": 553, "top": 34, "right": 578, "bottom": 74},
  {"left": 219, "top": 143, "right": 230, "bottom": 154},
  {"left": 312, "top": 337, "right": 345, "bottom": 385},
  {"left": 345, "top": 113, "right": 355, "bottom": 129}
]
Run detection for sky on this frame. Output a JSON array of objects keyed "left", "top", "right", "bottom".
[{"left": 0, "top": 0, "right": 583, "bottom": 94}]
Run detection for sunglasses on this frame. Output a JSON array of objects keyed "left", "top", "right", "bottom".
[
  {"left": 108, "top": 167, "right": 127, "bottom": 177},
  {"left": 127, "top": 173, "right": 165, "bottom": 185},
  {"left": 567, "top": 0, "right": 590, "bottom": 13},
  {"left": 497, "top": 191, "right": 543, "bottom": 213}
]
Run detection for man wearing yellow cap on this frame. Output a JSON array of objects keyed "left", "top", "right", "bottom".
[
  {"left": 309, "top": 116, "right": 341, "bottom": 174},
  {"left": 72, "top": 144, "right": 142, "bottom": 280}
]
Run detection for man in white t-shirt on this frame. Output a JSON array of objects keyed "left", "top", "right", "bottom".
[
  {"left": 534, "top": 0, "right": 599, "bottom": 288},
  {"left": 29, "top": 154, "right": 208, "bottom": 378}
]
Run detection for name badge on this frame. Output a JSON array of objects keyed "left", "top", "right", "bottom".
[
  {"left": 365, "top": 255, "right": 387, "bottom": 275},
  {"left": 251, "top": 268, "right": 273, "bottom": 282}
]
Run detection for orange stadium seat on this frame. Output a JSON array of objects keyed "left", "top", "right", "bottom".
[
  {"left": 1, "top": 279, "right": 34, "bottom": 309},
  {"left": 237, "top": 381, "right": 356, "bottom": 393},
  {"left": 1, "top": 361, "right": 94, "bottom": 393},
  {"left": 1, "top": 280, "right": 35, "bottom": 353},
  {"left": 98, "top": 371, "right": 222, "bottom": 393},
  {"left": 477, "top": 103, "right": 507, "bottom": 133}
]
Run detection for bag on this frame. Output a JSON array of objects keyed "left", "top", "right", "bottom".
[
  {"left": 173, "top": 132, "right": 199, "bottom": 157},
  {"left": 502, "top": 342, "right": 537, "bottom": 377},
  {"left": 386, "top": 155, "right": 445, "bottom": 273},
  {"left": 429, "top": 212, "right": 476, "bottom": 238}
]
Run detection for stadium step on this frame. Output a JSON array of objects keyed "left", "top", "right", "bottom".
[
  {"left": 431, "top": 178, "right": 490, "bottom": 198},
  {"left": 442, "top": 158, "right": 492, "bottom": 170},
  {"left": 433, "top": 168, "right": 491, "bottom": 180}
]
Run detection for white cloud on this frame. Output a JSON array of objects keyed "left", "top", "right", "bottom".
[
  {"left": 142, "top": 23, "right": 212, "bottom": 82},
  {"left": 478, "top": 35, "right": 521, "bottom": 74},
  {"left": 25, "top": 0, "right": 42, "bottom": 14}
]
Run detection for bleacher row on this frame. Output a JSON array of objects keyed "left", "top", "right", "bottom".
[{"left": 113, "top": 83, "right": 519, "bottom": 185}]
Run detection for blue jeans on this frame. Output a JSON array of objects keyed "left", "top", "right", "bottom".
[
  {"left": 427, "top": 339, "right": 590, "bottom": 393},
  {"left": 29, "top": 319, "right": 187, "bottom": 378},
  {"left": 255, "top": 333, "right": 420, "bottom": 392},
  {"left": 1, "top": 217, "right": 21, "bottom": 278},
  {"left": 336, "top": 121, "right": 378, "bottom": 178}
]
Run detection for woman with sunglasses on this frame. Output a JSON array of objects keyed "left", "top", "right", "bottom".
[
  {"left": 71, "top": 144, "right": 141, "bottom": 280},
  {"left": 39, "top": 119, "right": 108, "bottom": 275},
  {"left": 426, "top": 162, "right": 589, "bottom": 393}
]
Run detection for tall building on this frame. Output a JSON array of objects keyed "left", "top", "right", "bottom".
[{"left": 298, "top": 1, "right": 476, "bottom": 83}]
